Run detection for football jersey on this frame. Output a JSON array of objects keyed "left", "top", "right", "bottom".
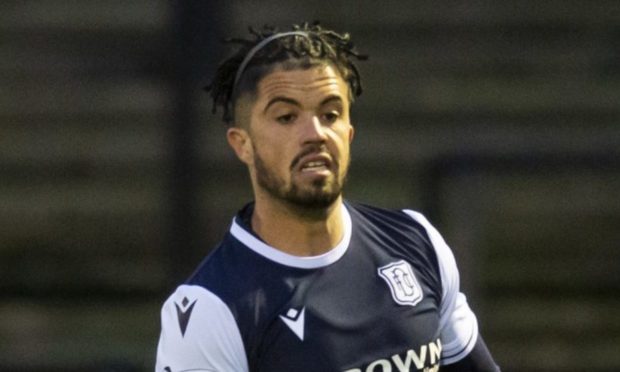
[{"left": 156, "top": 202, "right": 479, "bottom": 372}]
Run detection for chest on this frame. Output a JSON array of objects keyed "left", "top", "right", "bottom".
[{"left": 245, "top": 237, "right": 443, "bottom": 371}]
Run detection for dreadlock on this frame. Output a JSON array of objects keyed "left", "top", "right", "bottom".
[{"left": 205, "top": 21, "right": 367, "bottom": 124}]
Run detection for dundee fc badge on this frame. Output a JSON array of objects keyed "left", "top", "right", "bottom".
[{"left": 378, "top": 260, "right": 423, "bottom": 306}]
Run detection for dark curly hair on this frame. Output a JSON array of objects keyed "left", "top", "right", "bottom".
[{"left": 205, "top": 22, "right": 367, "bottom": 124}]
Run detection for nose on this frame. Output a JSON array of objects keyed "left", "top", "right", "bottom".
[{"left": 301, "top": 114, "right": 328, "bottom": 144}]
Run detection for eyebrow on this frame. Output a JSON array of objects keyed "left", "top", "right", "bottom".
[
  {"left": 320, "top": 95, "right": 344, "bottom": 107},
  {"left": 262, "top": 94, "right": 344, "bottom": 113},
  {"left": 263, "top": 97, "right": 300, "bottom": 113}
]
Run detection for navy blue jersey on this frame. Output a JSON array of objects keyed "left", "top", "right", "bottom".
[{"left": 156, "top": 202, "right": 479, "bottom": 372}]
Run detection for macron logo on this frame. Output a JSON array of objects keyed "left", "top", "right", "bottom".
[
  {"left": 174, "top": 296, "right": 197, "bottom": 337},
  {"left": 279, "top": 307, "right": 306, "bottom": 341}
]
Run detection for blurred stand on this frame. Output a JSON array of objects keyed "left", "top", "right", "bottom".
[
  {"left": 0, "top": 1, "right": 619, "bottom": 371},
  {"left": 167, "top": 0, "right": 224, "bottom": 289}
]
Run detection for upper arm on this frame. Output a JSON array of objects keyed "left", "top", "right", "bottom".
[
  {"left": 441, "top": 335, "right": 501, "bottom": 371},
  {"left": 155, "top": 285, "right": 249, "bottom": 372},
  {"left": 403, "top": 210, "right": 479, "bottom": 365}
]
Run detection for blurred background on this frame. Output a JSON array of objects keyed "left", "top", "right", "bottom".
[{"left": 1, "top": 1, "right": 619, "bottom": 371}]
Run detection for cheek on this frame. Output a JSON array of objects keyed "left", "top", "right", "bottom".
[
  {"left": 255, "top": 140, "right": 292, "bottom": 171},
  {"left": 334, "top": 128, "right": 352, "bottom": 155}
]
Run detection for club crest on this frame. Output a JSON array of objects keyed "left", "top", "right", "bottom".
[{"left": 378, "top": 260, "right": 423, "bottom": 306}]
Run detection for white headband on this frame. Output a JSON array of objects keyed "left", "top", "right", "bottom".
[{"left": 232, "top": 31, "right": 310, "bottom": 90}]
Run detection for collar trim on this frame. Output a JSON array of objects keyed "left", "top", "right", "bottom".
[{"left": 229, "top": 204, "right": 352, "bottom": 269}]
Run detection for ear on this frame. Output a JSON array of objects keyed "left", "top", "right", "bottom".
[
  {"left": 226, "top": 126, "right": 253, "bottom": 165},
  {"left": 348, "top": 123, "right": 355, "bottom": 143}
]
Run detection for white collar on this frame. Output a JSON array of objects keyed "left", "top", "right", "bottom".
[{"left": 229, "top": 204, "right": 352, "bottom": 269}]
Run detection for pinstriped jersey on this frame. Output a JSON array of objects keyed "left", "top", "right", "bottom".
[{"left": 156, "top": 202, "right": 478, "bottom": 372}]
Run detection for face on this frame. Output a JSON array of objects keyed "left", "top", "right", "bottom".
[{"left": 228, "top": 63, "right": 354, "bottom": 211}]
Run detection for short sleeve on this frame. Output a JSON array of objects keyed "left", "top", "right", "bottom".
[
  {"left": 155, "top": 284, "right": 249, "bottom": 372},
  {"left": 403, "top": 210, "right": 479, "bottom": 365}
]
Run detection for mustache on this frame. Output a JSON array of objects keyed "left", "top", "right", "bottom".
[{"left": 290, "top": 145, "right": 332, "bottom": 170}]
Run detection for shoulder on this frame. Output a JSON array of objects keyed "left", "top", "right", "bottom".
[
  {"left": 156, "top": 284, "right": 249, "bottom": 372},
  {"left": 346, "top": 202, "right": 430, "bottom": 237},
  {"left": 399, "top": 209, "right": 460, "bottom": 298},
  {"left": 160, "top": 284, "right": 237, "bottom": 339},
  {"left": 401, "top": 209, "right": 455, "bottom": 265},
  {"left": 184, "top": 231, "right": 256, "bottom": 298},
  {"left": 347, "top": 203, "right": 444, "bottom": 256}
]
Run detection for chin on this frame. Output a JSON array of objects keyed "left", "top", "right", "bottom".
[{"left": 285, "top": 184, "right": 342, "bottom": 210}]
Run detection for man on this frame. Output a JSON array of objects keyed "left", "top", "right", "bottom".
[{"left": 156, "top": 22, "right": 500, "bottom": 371}]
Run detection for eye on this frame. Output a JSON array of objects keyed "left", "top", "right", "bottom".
[
  {"left": 322, "top": 111, "right": 340, "bottom": 123},
  {"left": 276, "top": 113, "right": 296, "bottom": 125}
]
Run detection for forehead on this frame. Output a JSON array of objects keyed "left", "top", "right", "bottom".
[{"left": 255, "top": 64, "right": 349, "bottom": 105}]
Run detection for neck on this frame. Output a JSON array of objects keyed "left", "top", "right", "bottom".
[{"left": 251, "top": 195, "right": 345, "bottom": 257}]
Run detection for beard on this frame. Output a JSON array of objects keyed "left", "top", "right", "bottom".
[{"left": 253, "top": 146, "right": 347, "bottom": 211}]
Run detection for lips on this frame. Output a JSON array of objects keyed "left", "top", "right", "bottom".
[
  {"left": 293, "top": 152, "right": 334, "bottom": 173},
  {"left": 301, "top": 159, "right": 330, "bottom": 172}
]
